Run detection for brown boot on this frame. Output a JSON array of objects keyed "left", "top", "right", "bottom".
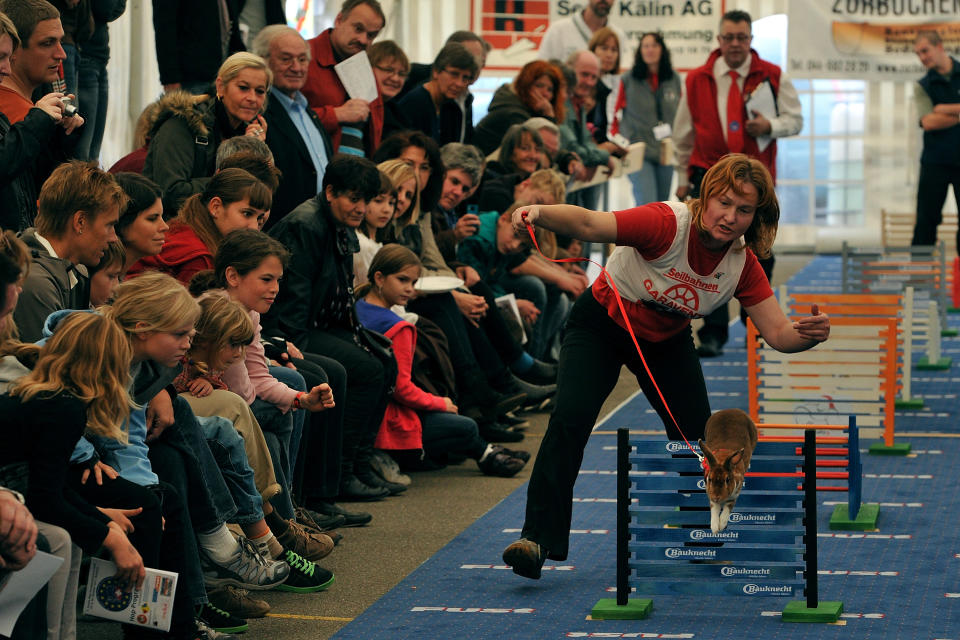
[{"left": 275, "top": 519, "right": 334, "bottom": 562}]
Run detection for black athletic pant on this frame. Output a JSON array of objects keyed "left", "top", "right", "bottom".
[
  {"left": 521, "top": 291, "right": 711, "bottom": 560},
  {"left": 913, "top": 162, "right": 960, "bottom": 248},
  {"left": 305, "top": 328, "right": 388, "bottom": 482},
  {"left": 289, "top": 353, "right": 347, "bottom": 502}
]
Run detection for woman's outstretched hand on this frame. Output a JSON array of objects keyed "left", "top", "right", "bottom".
[
  {"left": 793, "top": 304, "right": 830, "bottom": 343},
  {"left": 513, "top": 205, "right": 540, "bottom": 234}
]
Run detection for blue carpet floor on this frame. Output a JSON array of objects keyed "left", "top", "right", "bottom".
[{"left": 332, "top": 255, "right": 960, "bottom": 639}]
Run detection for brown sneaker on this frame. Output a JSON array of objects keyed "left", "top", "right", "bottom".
[
  {"left": 207, "top": 585, "right": 270, "bottom": 618},
  {"left": 276, "top": 519, "right": 334, "bottom": 562}
]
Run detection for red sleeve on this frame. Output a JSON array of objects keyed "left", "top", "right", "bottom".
[
  {"left": 612, "top": 202, "right": 678, "bottom": 260},
  {"left": 389, "top": 325, "right": 448, "bottom": 412},
  {"left": 734, "top": 249, "right": 774, "bottom": 308},
  {"left": 173, "top": 255, "right": 214, "bottom": 286}
]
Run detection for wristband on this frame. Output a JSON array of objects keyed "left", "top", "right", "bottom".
[{"left": 293, "top": 392, "right": 305, "bottom": 410}]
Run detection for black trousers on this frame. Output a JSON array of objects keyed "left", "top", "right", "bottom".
[
  {"left": 913, "top": 162, "right": 960, "bottom": 248},
  {"left": 521, "top": 291, "right": 711, "bottom": 560},
  {"left": 698, "top": 253, "right": 775, "bottom": 346},
  {"left": 305, "top": 328, "right": 388, "bottom": 480},
  {"left": 289, "top": 353, "right": 347, "bottom": 501},
  {"left": 69, "top": 474, "right": 197, "bottom": 635},
  {"left": 9, "top": 534, "right": 49, "bottom": 640}
]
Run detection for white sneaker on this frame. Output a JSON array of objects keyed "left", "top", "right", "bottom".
[
  {"left": 200, "top": 536, "right": 290, "bottom": 590},
  {"left": 370, "top": 450, "right": 412, "bottom": 486}
]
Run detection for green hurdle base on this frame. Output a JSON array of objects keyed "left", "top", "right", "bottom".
[
  {"left": 916, "top": 356, "right": 952, "bottom": 370},
  {"left": 895, "top": 396, "right": 924, "bottom": 409},
  {"left": 949, "top": 307, "right": 960, "bottom": 314},
  {"left": 941, "top": 328, "right": 958, "bottom": 337},
  {"left": 829, "top": 503, "right": 879, "bottom": 531},
  {"left": 782, "top": 600, "right": 843, "bottom": 623},
  {"left": 869, "top": 441, "right": 911, "bottom": 455},
  {"left": 591, "top": 598, "right": 652, "bottom": 620}
]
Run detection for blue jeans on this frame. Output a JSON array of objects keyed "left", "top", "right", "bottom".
[
  {"left": 198, "top": 415, "right": 264, "bottom": 526},
  {"left": 628, "top": 159, "right": 674, "bottom": 206},
  {"left": 498, "top": 273, "right": 570, "bottom": 360},
  {"left": 74, "top": 55, "right": 109, "bottom": 161},
  {"left": 269, "top": 365, "right": 307, "bottom": 472},
  {"left": 61, "top": 44, "right": 79, "bottom": 97},
  {"left": 420, "top": 411, "right": 485, "bottom": 460},
  {"left": 251, "top": 398, "right": 296, "bottom": 520}
]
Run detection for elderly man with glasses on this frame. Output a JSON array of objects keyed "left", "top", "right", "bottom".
[{"left": 673, "top": 9, "right": 802, "bottom": 358}]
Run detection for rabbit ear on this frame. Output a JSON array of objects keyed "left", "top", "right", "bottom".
[
  {"left": 726, "top": 448, "right": 745, "bottom": 469},
  {"left": 699, "top": 440, "right": 717, "bottom": 467}
]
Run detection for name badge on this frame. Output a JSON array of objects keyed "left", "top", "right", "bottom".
[{"left": 653, "top": 122, "right": 672, "bottom": 141}]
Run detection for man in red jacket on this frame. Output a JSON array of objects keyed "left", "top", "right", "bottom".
[
  {"left": 302, "top": 0, "right": 385, "bottom": 157},
  {"left": 673, "top": 9, "right": 802, "bottom": 357}
]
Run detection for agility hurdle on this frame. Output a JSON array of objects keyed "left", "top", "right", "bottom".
[
  {"left": 592, "top": 429, "right": 842, "bottom": 623},
  {"left": 778, "top": 285, "right": 949, "bottom": 407},
  {"left": 841, "top": 240, "right": 956, "bottom": 338},
  {"left": 752, "top": 419, "right": 877, "bottom": 530},
  {"left": 746, "top": 316, "right": 908, "bottom": 455}
]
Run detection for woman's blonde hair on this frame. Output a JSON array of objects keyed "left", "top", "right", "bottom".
[
  {"left": 106, "top": 271, "right": 201, "bottom": 336},
  {"left": 377, "top": 159, "right": 421, "bottom": 229},
  {"left": 690, "top": 153, "right": 779, "bottom": 259},
  {"left": 189, "top": 293, "right": 254, "bottom": 375},
  {"left": 8, "top": 312, "right": 135, "bottom": 442},
  {"left": 217, "top": 52, "right": 274, "bottom": 90}
]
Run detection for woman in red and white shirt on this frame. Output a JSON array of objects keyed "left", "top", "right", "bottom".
[{"left": 502, "top": 153, "right": 831, "bottom": 579}]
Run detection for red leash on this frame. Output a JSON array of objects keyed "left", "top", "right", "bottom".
[{"left": 521, "top": 215, "right": 704, "bottom": 465}]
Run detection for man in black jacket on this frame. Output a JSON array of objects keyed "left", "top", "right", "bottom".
[{"left": 252, "top": 24, "right": 334, "bottom": 228}]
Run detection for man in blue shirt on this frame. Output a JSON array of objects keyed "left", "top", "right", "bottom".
[{"left": 253, "top": 24, "right": 334, "bottom": 228}]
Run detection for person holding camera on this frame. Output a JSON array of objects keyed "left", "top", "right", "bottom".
[{"left": 0, "top": 3, "right": 85, "bottom": 232}]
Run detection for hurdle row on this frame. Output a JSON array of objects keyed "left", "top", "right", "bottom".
[{"left": 592, "top": 429, "right": 843, "bottom": 623}]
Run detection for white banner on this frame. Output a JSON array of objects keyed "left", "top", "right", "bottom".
[
  {"left": 473, "top": 0, "right": 721, "bottom": 72},
  {"left": 788, "top": 3, "right": 960, "bottom": 79}
]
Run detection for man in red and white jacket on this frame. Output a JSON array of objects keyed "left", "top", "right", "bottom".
[{"left": 673, "top": 9, "right": 802, "bottom": 357}]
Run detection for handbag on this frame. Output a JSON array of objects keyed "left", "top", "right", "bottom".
[{"left": 357, "top": 326, "right": 399, "bottom": 395}]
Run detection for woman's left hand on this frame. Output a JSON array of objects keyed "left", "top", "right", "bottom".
[
  {"left": 793, "top": 304, "right": 830, "bottom": 343},
  {"left": 245, "top": 114, "right": 268, "bottom": 141}
]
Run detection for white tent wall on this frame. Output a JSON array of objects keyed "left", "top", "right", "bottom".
[{"left": 99, "top": 0, "right": 942, "bottom": 251}]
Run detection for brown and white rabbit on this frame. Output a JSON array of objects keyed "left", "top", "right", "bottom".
[{"left": 698, "top": 409, "right": 758, "bottom": 534}]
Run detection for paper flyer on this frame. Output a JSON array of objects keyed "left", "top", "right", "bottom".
[
  {"left": 83, "top": 558, "right": 178, "bottom": 632},
  {"left": 0, "top": 551, "right": 64, "bottom": 636},
  {"left": 334, "top": 50, "right": 379, "bottom": 103}
]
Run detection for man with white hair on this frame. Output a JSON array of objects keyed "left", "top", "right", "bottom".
[
  {"left": 253, "top": 24, "right": 334, "bottom": 226},
  {"left": 561, "top": 51, "right": 614, "bottom": 209}
]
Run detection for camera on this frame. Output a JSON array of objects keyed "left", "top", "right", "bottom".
[{"left": 60, "top": 96, "right": 78, "bottom": 118}]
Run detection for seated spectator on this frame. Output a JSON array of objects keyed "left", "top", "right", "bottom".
[
  {"left": 356, "top": 244, "right": 528, "bottom": 476},
  {"left": 473, "top": 59, "right": 566, "bottom": 155},
  {"left": 253, "top": 25, "right": 333, "bottom": 227},
  {"left": 483, "top": 123, "right": 545, "bottom": 181},
  {"left": 114, "top": 173, "right": 168, "bottom": 273},
  {"left": 431, "top": 142, "right": 485, "bottom": 263},
  {"left": 215, "top": 140, "right": 283, "bottom": 222},
  {"left": 373, "top": 129, "right": 444, "bottom": 212},
  {"left": 354, "top": 168, "right": 399, "bottom": 286},
  {"left": 523, "top": 116, "right": 583, "bottom": 178},
  {"left": 395, "top": 42, "right": 478, "bottom": 146},
  {"left": 369, "top": 40, "right": 412, "bottom": 140},
  {"left": 144, "top": 52, "right": 272, "bottom": 215},
  {"left": 126, "top": 168, "right": 270, "bottom": 284},
  {"left": 197, "top": 229, "right": 364, "bottom": 528},
  {"left": 302, "top": 0, "right": 386, "bottom": 156},
  {"left": 1, "top": 313, "right": 157, "bottom": 633},
  {"left": 560, "top": 51, "right": 616, "bottom": 210},
  {"left": 13, "top": 161, "right": 122, "bottom": 342},
  {"left": 0, "top": 3, "right": 85, "bottom": 231},
  {"left": 88, "top": 240, "right": 125, "bottom": 306},
  {"left": 265, "top": 155, "right": 393, "bottom": 502}
]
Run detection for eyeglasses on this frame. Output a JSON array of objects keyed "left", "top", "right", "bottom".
[
  {"left": 374, "top": 65, "right": 408, "bottom": 79},
  {"left": 440, "top": 68, "right": 474, "bottom": 83},
  {"left": 719, "top": 33, "right": 751, "bottom": 43}
]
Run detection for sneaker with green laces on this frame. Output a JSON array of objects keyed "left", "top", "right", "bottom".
[
  {"left": 274, "top": 549, "right": 335, "bottom": 593},
  {"left": 196, "top": 603, "right": 248, "bottom": 634}
]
